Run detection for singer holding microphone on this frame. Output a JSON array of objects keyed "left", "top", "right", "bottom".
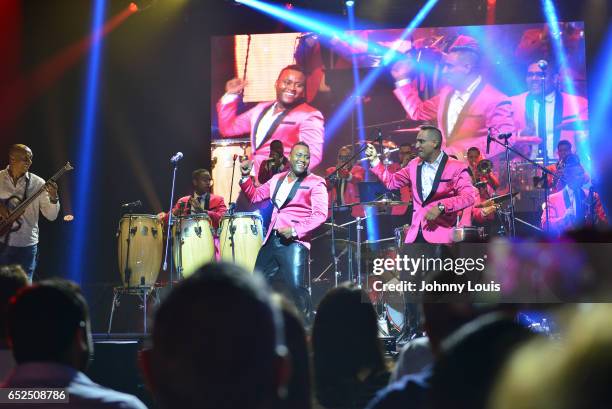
[
  {"left": 390, "top": 35, "right": 515, "bottom": 161},
  {"left": 239, "top": 141, "right": 328, "bottom": 321},
  {"left": 365, "top": 126, "right": 476, "bottom": 244}
]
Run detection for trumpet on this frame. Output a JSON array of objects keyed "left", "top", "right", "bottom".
[{"left": 477, "top": 159, "right": 493, "bottom": 175}]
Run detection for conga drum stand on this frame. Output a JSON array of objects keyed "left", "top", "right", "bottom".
[{"left": 107, "top": 285, "right": 159, "bottom": 335}]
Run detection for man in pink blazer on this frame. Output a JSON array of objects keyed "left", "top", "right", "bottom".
[
  {"left": 365, "top": 126, "right": 476, "bottom": 244},
  {"left": 390, "top": 36, "right": 515, "bottom": 162},
  {"left": 542, "top": 163, "right": 607, "bottom": 235},
  {"left": 217, "top": 65, "right": 324, "bottom": 181},
  {"left": 239, "top": 142, "right": 328, "bottom": 319},
  {"left": 510, "top": 59, "right": 588, "bottom": 161}
]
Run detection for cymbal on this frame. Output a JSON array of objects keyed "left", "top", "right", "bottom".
[
  {"left": 389, "top": 127, "right": 422, "bottom": 134},
  {"left": 489, "top": 192, "right": 520, "bottom": 204},
  {"left": 324, "top": 222, "right": 347, "bottom": 230},
  {"left": 333, "top": 239, "right": 357, "bottom": 252},
  {"left": 361, "top": 199, "right": 411, "bottom": 207}
]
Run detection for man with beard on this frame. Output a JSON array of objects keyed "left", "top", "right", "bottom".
[
  {"left": 217, "top": 65, "right": 324, "bottom": 180},
  {"left": 0, "top": 144, "right": 60, "bottom": 280},
  {"left": 390, "top": 36, "right": 515, "bottom": 162},
  {"left": 510, "top": 59, "right": 588, "bottom": 162},
  {"left": 239, "top": 142, "right": 328, "bottom": 319}
]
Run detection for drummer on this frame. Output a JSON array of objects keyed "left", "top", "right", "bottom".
[
  {"left": 325, "top": 145, "right": 365, "bottom": 219},
  {"left": 157, "top": 168, "right": 227, "bottom": 230}
]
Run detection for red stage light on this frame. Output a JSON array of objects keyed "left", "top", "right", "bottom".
[
  {"left": 129, "top": 2, "right": 139, "bottom": 12},
  {"left": 284, "top": 3, "right": 293, "bottom": 9}
]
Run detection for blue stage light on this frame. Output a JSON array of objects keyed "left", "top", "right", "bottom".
[
  {"left": 345, "top": 0, "right": 355, "bottom": 7},
  {"left": 541, "top": 0, "right": 590, "bottom": 169},
  {"left": 69, "top": 0, "right": 107, "bottom": 283}
]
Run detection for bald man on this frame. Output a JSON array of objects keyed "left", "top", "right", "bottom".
[{"left": 0, "top": 145, "right": 60, "bottom": 280}]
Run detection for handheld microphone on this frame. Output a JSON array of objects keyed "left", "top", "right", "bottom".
[
  {"left": 121, "top": 200, "right": 142, "bottom": 208},
  {"left": 537, "top": 59, "right": 548, "bottom": 71},
  {"left": 170, "top": 152, "right": 183, "bottom": 163},
  {"left": 486, "top": 128, "right": 491, "bottom": 155}
]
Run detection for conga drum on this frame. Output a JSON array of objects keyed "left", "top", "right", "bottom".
[
  {"left": 172, "top": 214, "right": 215, "bottom": 278},
  {"left": 117, "top": 214, "right": 162, "bottom": 287},
  {"left": 211, "top": 138, "right": 251, "bottom": 205},
  {"left": 218, "top": 212, "right": 264, "bottom": 272}
]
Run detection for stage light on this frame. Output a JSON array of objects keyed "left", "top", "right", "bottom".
[
  {"left": 285, "top": 2, "right": 293, "bottom": 9},
  {"left": 69, "top": 0, "right": 107, "bottom": 283},
  {"left": 63, "top": 215, "right": 75, "bottom": 222},
  {"left": 345, "top": 0, "right": 355, "bottom": 7},
  {"left": 129, "top": 2, "right": 138, "bottom": 12},
  {"left": 541, "top": 0, "right": 589, "bottom": 167},
  {"left": 326, "top": 0, "right": 439, "bottom": 139}
]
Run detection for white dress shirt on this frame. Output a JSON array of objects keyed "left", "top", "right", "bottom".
[
  {"left": 221, "top": 93, "right": 282, "bottom": 149},
  {"left": 1, "top": 362, "right": 147, "bottom": 409},
  {"left": 274, "top": 174, "right": 297, "bottom": 209},
  {"left": 0, "top": 168, "right": 60, "bottom": 247},
  {"left": 532, "top": 92, "right": 556, "bottom": 160},
  {"left": 421, "top": 152, "right": 444, "bottom": 199},
  {"left": 447, "top": 76, "right": 482, "bottom": 135}
]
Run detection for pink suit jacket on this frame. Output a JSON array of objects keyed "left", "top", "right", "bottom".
[
  {"left": 509, "top": 91, "right": 588, "bottom": 159},
  {"left": 371, "top": 154, "right": 477, "bottom": 243},
  {"left": 217, "top": 98, "right": 324, "bottom": 180},
  {"left": 240, "top": 171, "right": 328, "bottom": 249},
  {"left": 393, "top": 81, "right": 515, "bottom": 161}
]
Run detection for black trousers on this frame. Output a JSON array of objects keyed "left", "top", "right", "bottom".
[{"left": 254, "top": 232, "right": 311, "bottom": 319}]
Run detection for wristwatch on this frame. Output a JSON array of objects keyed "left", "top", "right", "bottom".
[
  {"left": 291, "top": 227, "right": 297, "bottom": 238},
  {"left": 437, "top": 202, "right": 445, "bottom": 214}
]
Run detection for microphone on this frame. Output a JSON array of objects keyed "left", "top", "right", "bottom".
[
  {"left": 233, "top": 154, "right": 239, "bottom": 161},
  {"left": 377, "top": 128, "right": 383, "bottom": 145},
  {"left": 170, "top": 152, "right": 183, "bottom": 163},
  {"left": 486, "top": 128, "right": 491, "bottom": 155},
  {"left": 497, "top": 132, "right": 513, "bottom": 140},
  {"left": 121, "top": 200, "right": 142, "bottom": 208},
  {"left": 359, "top": 148, "right": 399, "bottom": 162},
  {"left": 537, "top": 59, "right": 548, "bottom": 71}
]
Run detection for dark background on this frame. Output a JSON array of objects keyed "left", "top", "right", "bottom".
[{"left": 1, "top": 0, "right": 608, "bottom": 331}]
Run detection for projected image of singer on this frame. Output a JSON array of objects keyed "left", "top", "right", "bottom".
[
  {"left": 390, "top": 35, "right": 515, "bottom": 161},
  {"left": 217, "top": 65, "right": 324, "bottom": 181},
  {"left": 365, "top": 126, "right": 476, "bottom": 244},
  {"left": 239, "top": 142, "right": 328, "bottom": 320}
]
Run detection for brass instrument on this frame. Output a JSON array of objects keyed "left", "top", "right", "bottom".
[{"left": 477, "top": 159, "right": 493, "bottom": 175}]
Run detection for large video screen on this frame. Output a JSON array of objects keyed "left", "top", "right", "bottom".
[{"left": 210, "top": 22, "right": 590, "bottom": 231}]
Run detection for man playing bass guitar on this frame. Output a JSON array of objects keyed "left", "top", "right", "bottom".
[{"left": 0, "top": 145, "right": 60, "bottom": 280}]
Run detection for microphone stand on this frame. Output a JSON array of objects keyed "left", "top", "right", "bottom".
[
  {"left": 162, "top": 158, "right": 180, "bottom": 287},
  {"left": 487, "top": 132, "right": 564, "bottom": 237},
  {"left": 325, "top": 142, "right": 370, "bottom": 287},
  {"left": 540, "top": 73, "right": 551, "bottom": 232},
  {"left": 227, "top": 155, "right": 239, "bottom": 262}
]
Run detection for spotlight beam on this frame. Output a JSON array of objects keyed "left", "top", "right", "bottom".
[
  {"left": 327, "top": 0, "right": 439, "bottom": 139},
  {"left": 69, "top": 0, "right": 107, "bottom": 283}
]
